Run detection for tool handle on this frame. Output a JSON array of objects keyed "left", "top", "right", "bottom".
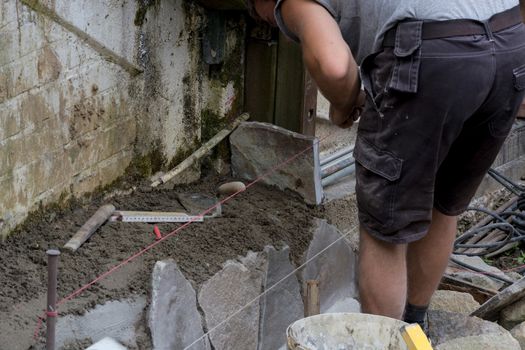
[{"left": 64, "top": 204, "right": 115, "bottom": 252}]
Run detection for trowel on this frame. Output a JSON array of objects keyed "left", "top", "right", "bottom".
[{"left": 176, "top": 193, "right": 222, "bottom": 218}]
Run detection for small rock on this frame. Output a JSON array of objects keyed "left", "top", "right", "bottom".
[
  {"left": 501, "top": 298, "right": 525, "bottom": 330},
  {"left": 217, "top": 181, "right": 246, "bottom": 196},
  {"left": 510, "top": 322, "right": 525, "bottom": 349},
  {"left": 150, "top": 171, "right": 165, "bottom": 183},
  {"left": 430, "top": 290, "right": 480, "bottom": 315}
]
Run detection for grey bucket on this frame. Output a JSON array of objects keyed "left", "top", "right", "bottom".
[{"left": 286, "top": 313, "right": 409, "bottom": 350}]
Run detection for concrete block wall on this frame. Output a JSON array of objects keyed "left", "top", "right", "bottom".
[{"left": 0, "top": 0, "right": 246, "bottom": 237}]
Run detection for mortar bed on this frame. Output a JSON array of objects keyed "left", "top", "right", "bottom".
[{"left": 0, "top": 175, "right": 322, "bottom": 349}]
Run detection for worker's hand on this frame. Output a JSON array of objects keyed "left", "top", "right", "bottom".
[{"left": 329, "top": 90, "right": 366, "bottom": 129}]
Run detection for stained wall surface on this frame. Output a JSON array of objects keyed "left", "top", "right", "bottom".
[{"left": 0, "top": 0, "right": 245, "bottom": 237}]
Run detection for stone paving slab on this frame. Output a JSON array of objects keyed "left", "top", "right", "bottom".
[
  {"left": 303, "top": 219, "right": 358, "bottom": 312},
  {"left": 198, "top": 252, "right": 266, "bottom": 350},
  {"left": 258, "top": 246, "right": 304, "bottom": 350},
  {"left": 56, "top": 296, "right": 146, "bottom": 348},
  {"left": 148, "top": 260, "right": 209, "bottom": 350},
  {"left": 85, "top": 337, "right": 128, "bottom": 350},
  {"left": 230, "top": 122, "right": 323, "bottom": 205}
]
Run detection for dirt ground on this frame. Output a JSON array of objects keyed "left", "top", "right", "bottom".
[
  {"left": 0, "top": 175, "right": 323, "bottom": 350},
  {"left": 2, "top": 169, "right": 522, "bottom": 349}
]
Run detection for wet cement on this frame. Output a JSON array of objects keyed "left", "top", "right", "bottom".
[{"left": 0, "top": 176, "right": 322, "bottom": 349}]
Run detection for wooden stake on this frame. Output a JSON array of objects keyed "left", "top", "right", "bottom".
[
  {"left": 305, "top": 280, "right": 320, "bottom": 317},
  {"left": 151, "top": 113, "right": 249, "bottom": 187}
]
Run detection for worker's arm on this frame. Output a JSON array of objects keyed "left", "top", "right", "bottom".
[{"left": 280, "top": 0, "right": 362, "bottom": 127}]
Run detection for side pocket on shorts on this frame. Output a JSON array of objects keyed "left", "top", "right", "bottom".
[
  {"left": 513, "top": 63, "right": 525, "bottom": 91},
  {"left": 388, "top": 21, "right": 423, "bottom": 94},
  {"left": 489, "top": 63, "right": 525, "bottom": 138},
  {"left": 353, "top": 137, "right": 403, "bottom": 229}
]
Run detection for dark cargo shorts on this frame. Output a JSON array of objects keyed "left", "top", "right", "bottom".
[{"left": 354, "top": 8, "right": 525, "bottom": 244}]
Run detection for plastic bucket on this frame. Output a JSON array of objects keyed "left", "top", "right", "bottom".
[{"left": 287, "top": 313, "right": 409, "bottom": 350}]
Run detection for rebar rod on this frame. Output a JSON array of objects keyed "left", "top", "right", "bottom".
[{"left": 46, "top": 249, "right": 60, "bottom": 350}]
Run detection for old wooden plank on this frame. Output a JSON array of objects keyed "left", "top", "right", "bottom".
[
  {"left": 245, "top": 37, "right": 278, "bottom": 124},
  {"left": 274, "top": 32, "right": 304, "bottom": 133}
]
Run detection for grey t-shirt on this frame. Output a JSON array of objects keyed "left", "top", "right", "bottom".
[{"left": 275, "top": 0, "right": 519, "bottom": 63}]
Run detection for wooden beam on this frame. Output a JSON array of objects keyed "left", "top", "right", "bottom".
[
  {"left": 274, "top": 32, "right": 316, "bottom": 135},
  {"left": 245, "top": 37, "right": 278, "bottom": 124}
]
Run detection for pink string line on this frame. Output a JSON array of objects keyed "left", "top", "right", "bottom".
[
  {"left": 32, "top": 126, "right": 522, "bottom": 341},
  {"left": 32, "top": 132, "right": 330, "bottom": 340}
]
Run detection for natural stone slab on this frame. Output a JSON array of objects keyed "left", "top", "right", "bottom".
[
  {"left": 287, "top": 313, "right": 409, "bottom": 349},
  {"left": 510, "top": 321, "right": 525, "bottom": 349},
  {"left": 230, "top": 122, "right": 323, "bottom": 205},
  {"left": 430, "top": 290, "right": 480, "bottom": 315},
  {"left": 436, "top": 333, "right": 520, "bottom": 350},
  {"left": 86, "top": 337, "right": 127, "bottom": 350},
  {"left": 258, "top": 246, "right": 304, "bottom": 350},
  {"left": 148, "top": 260, "right": 209, "bottom": 350},
  {"left": 303, "top": 219, "right": 358, "bottom": 312},
  {"left": 429, "top": 310, "right": 517, "bottom": 348},
  {"left": 323, "top": 297, "right": 361, "bottom": 314},
  {"left": 198, "top": 251, "right": 266, "bottom": 350},
  {"left": 56, "top": 296, "right": 146, "bottom": 348},
  {"left": 501, "top": 297, "right": 525, "bottom": 330},
  {"left": 471, "top": 277, "right": 525, "bottom": 321}
]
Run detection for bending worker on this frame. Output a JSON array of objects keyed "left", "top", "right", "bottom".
[{"left": 247, "top": 0, "right": 525, "bottom": 330}]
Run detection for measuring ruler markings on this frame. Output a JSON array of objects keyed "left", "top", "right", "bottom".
[{"left": 110, "top": 211, "right": 204, "bottom": 223}]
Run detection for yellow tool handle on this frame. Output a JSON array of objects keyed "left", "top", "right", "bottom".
[{"left": 400, "top": 324, "right": 433, "bottom": 350}]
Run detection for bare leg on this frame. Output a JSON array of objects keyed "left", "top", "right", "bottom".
[
  {"left": 406, "top": 208, "right": 457, "bottom": 306},
  {"left": 358, "top": 228, "right": 407, "bottom": 319}
]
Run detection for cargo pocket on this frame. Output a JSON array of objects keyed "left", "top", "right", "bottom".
[
  {"left": 513, "top": 63, "right": 525, "bottom": 91},
  {"left": 353, "top": 137, "right": 403, "bottom": 229},
  {"left": 489, "top": 63, "right": 525, "bottom": 138},
  {"left": 388, "top": 21, "right": 423, "bottom": 94}
]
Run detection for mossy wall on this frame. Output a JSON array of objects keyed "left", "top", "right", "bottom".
[{"left": 0, "top": 0, "right": 247, "bottom": 238}]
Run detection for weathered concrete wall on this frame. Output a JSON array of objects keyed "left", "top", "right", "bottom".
[{"left": 0, "top": 0, "right": 245, "bottom": 237}]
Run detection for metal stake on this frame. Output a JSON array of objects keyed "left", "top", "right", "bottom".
[{"left": 46, "top": 249, "right": 60, "bottom": 350}]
